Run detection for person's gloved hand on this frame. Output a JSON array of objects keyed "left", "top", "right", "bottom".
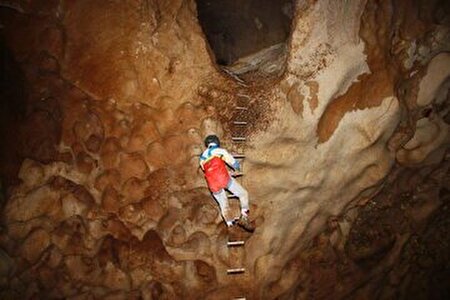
[{"left": 232, "top": 161, "right": 241, "bottom": 172}]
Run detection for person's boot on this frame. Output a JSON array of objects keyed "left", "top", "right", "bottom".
[{"left": 237, "top": 213, "right": 255, "bottom": 232}]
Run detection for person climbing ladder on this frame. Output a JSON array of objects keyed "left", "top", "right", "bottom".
[{"left": 199, "top": 135, "right": 254, "bottom": 232}]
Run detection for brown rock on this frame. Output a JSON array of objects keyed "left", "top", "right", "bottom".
[
  {"left": 73, "top": 112, "right": 105, "bottom": 153},
  {"left": 97, "top": 236, "right": 120, "bottom": 268},
  {"left": 46, "top": 246, "right": 63, "bottom": 269},
  {"left": 0, "top": 248, "right": 14, "bottom": 280},
  {"left": 141, "top": 280, "right": 164, "bottom": 300},
  {"left": 4, "top": 185, "right": 62, "bottom": 223},
  {"left": 110, "top": 119, "right": 131, "bottom": 140},
  {"left": 126, "top": 134, "right": 147, "bottom": 153},
  {"left": 102, "top": 151, "right": 120, "bottom": 169},
  {"left": 103, "top": 290, "right": 141, "bottom": 300},
  {"left": 175, "top": 102, "right": 201, "bottom": 130},
  {"left": 95, "top": 169, "right": 122, "bottom": 192},
  {"left": 71, "top": 142, "right": 84, "bottom": 155},
  {"left": 121, "top": 177, "right": 148, "bottom": 204},
  {"left": 142, "top": 197, "right": 165, "bottom": 223},
  {"left": 100, "top": 137, "right": 122, "bottom": 169},
  {"left": 75, "top": 151, "right": 96, "bottom": 174},
  {"left": 102, "top": 137, "right": 122, "bottom": 153},
  {"left": 287, "top": 82, "right": 304, "bottom": 115},
  {"left": 157, "top": 208, "right": 182, "bottom": 234},
  {"left": 48, "top": 177, "right": 95, "bottom": 214},
  {"left": 306, "top": 80, "right": 319, "bottom": 112},
  {"left": 119, "top": 153, "right": 149, "bottom": 180},
  {"left": 153, "top": 108, "right": 175, "bottom": 136},
  {"left": 21, "top": 110, "right": 60, "bottom": 163},
  {"left": 127, "top": 120, "right": 160, "bottom": 153},
  {"left": 29, "top": 0, "right": 60, "bottom": 16},
  {"left": 17, "top": 159, "right": 45, "bottom": 187},
  {"left": 102, "top": 262, "right": 131, "bottom": 291},
  {"left": 61, "top": 193, "right": 89, "bottom": 218},
  {"left": 102, "top": 185, "right": 122, "bottom": 213},
  {"left": 118, "top": 203, "right": 147, "bottom": 227},
  {"left": 85, "top": 134, "right": 102, "bottom": 153},
  {"left": 21, "top": 228, "right": 51, "bottom": 264},
  {"left": 184, "top": 232, "right": 210, "bottom": 252},
  {"left": 51, "top": 217, "right": 88, "bottom": 256},
  {"left": 193, "top": 202, "right": 218, "bottom": 225},
  {"left": 194, "top": 260, "right": 216, "bottom": 283},
  {"left": 169, "top": 225, "right": 186, "bottom": 245},
  {"left": 7, "top": 217, "right": 55, "bottom": 241},
  {"left": 162, "top": 135, "right": 189, "bottom": 166},
  {"left": 39, "top": 25, "right": 64, "bottom": 59},
  {"left": 64, "top": 255, "right": 96, "bottom": 283},
  {"left": 145, "top": 142, "right": 167, "bottom": 171},
  {"left": 104, "top": 218, "right": 133, "bottom": 242},
  {"left": 36, "top": 265, "right": 57, "bottom": 290},
  {"left": 38, "top": 52, "right": 60, "bottom": 74}
]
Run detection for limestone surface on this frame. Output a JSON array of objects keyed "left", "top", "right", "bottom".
[{"left": 0, "top": 0, "right": 449, "bottom": 299}]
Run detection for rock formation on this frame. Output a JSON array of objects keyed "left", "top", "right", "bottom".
[{"left": 0, "top": 0, "right": 449, "bottom": 299}]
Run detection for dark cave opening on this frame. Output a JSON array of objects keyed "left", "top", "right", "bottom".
[
  {"left": 195, "top": 0, "right": 294, "bottom": 77},
  {"left": 0, "top": 39, "right": 28, "bottom": 187}
]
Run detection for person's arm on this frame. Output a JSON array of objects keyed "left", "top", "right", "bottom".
[
  {"left": 199, "top": 154, "right": 206, "bottom": 170},
  {"left": 214, "top": 148, "right": 241, "bottom": 171}
]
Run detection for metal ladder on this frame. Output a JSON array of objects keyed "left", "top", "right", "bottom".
[{"left": 226, "top": 91, "right": 251, "bottom": 300}]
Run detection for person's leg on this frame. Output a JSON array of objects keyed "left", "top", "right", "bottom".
[
  {"left": 212, "top": 189, "right": 233, "bottom": 226},
  {"left": 227, "top": 178, "right": 254, "bottom": 232},
  {"left": 227, "top": 178, "right": 249, "bottom": 216}
]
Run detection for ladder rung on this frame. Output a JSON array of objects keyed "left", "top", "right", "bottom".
[
  {"left": 234, "top": 298, "right": 246, "bottom": 300},
  {"left": 227, "top": 194, "right": 238, "bottom": 198},
  {"left": 227, "top": 268, "right": 245, "bottom": 274},
  {"left": 237, "top": 94, "right": 250, "bottom": 99},
  {"left": 233, "top": 121, "right": 248, "bottom": 125},
  {"left": 231, "top": 172, "right": 243, "bottom": 177},
  {"left": 235, "top": 106, "right": 248, "bottom": 110},
  {"left": 232, "top": 137, "right": 246, "bottom": 142},
  {"left": 221, "top": 67, "right": 247, "bottom": 84},
  {"left": 227, "top": 240, "right": 245, "bottom": 247}
]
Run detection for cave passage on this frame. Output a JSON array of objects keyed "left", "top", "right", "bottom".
[{"left": 195, "top": 0, "right": 294, "bottom": 71}]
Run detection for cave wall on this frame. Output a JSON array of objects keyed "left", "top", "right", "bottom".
[
  {"left": 0, "top": 1, "right": 233, "bottom": 298},
  {"left": 244, "top": 0, "right": 450, "bottom": 298},
  {"left": 0, "top": 0, "right": 449, "bottom": 299}
]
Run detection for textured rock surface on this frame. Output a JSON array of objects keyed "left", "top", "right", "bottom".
[{"left": 0, "top": 0, "right": 449, "bottom": 299}]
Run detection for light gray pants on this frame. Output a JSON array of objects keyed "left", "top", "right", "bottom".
[{"left": 212, "top": 178, "right": 249, "bottom": 226}]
